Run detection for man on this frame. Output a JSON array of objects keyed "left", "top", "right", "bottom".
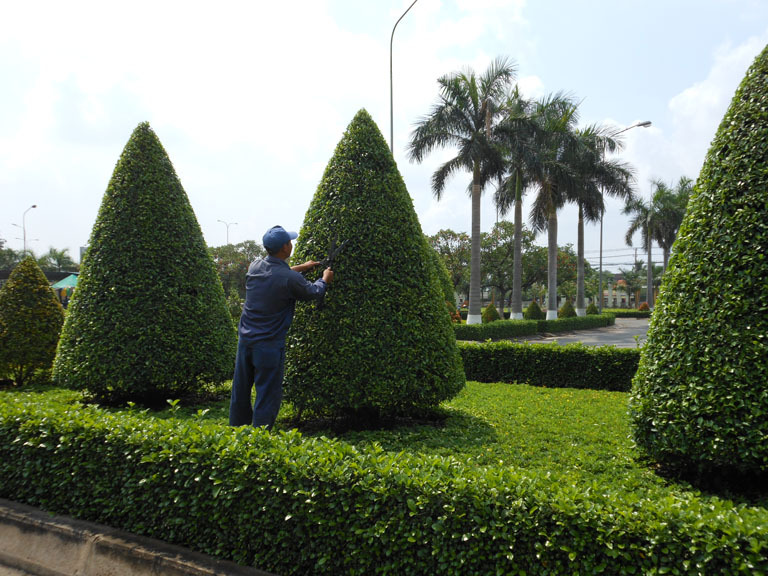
[{"left": 229, "top": 225, "right": 333, "bottom": 429}]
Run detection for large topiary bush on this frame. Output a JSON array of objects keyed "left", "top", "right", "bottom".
[
  {"left": 53, "top": 122, "right": 236, "bottom": 404},
  {"left": 0, "top": 257, "right": 64, "bottom": 385},
  {"left": 284, "top": 109, "right": 465, "bottom": 422},
  {"left": 630, "top": 45, "right": 768, "bottom": 478}
]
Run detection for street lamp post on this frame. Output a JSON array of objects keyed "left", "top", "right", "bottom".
[
  {"left": 217, "top": 220, "right": 237, "bottom": 245},
  {"left": 598, "top": 121, "right": 651, "bottom": 312},
  {"left": 390, "top": 0, "right": 419, "bottom": 154},
  {"left": 13, "top": 204, "right": 37, "bottom": 255}
]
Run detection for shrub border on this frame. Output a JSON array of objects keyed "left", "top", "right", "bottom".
[
  {"left": 459, "top": 340, "right": 640, "bottom": 392},
  {"left": 1, "top": 393, "right": 766, "bottom": 575}
]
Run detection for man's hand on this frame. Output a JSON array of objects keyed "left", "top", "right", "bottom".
[
  {"left": 291, "top": 260, "right": 320, "bottom": 273},
  {"left": 322, "top": 268, "right": 334, "bottom": 284}
]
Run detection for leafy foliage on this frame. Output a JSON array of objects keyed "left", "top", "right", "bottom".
[
  {"left": 1, "top": 386, "right": 766, "bottom": 575},
  {"left": 52, "top": 122, "right": 236, "bottom": 404},
  {"left": 585, "top": 301, "right": 599, "bottom": 315},
  {"left": 284, "top": 110, "right": 465, "bottom": 421},
  {"left": 523, "top": 299, "right": 545, "bottom": 320},
  {"left": 631, "top": 45, "right": 768, "bottom": 477},
  {"left": 0, "top": 257, "right": 64, "bottom": 385}
]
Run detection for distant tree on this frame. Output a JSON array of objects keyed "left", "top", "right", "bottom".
[
  {"left": 494, "top": 91, "right": 576, "bottom": 319},
  {"left": 568, "top": 125, "right": 635, "bottom": 315},
  {"left": 37, "top": 247, "right": 78, "bottom": 272},
  {"left": 618, "top": 261, "right": 645, "bottom": 308},
  {"left": 0, "top": 257, "right": 64, "bottom": 385},
  {"left": 481, "top": 220, "right": 534, "bottom": 317},
  {"left": 427, "top": 229, "right": 470, "bottom": 301},
  {"left": 0, "top": 239, "right": 21, "bottom": 269},
  {"left": 527, "top": 94, "right": 581, "bottom": 319},
  {"left": 408, "top": 57, "right": 517, "bottom": 324},
  {"left": 208, "top": 240, "right": 265, "bottom": 299},
  {"left": 53, "top": 122, "right": 236, "bottom": 405}
]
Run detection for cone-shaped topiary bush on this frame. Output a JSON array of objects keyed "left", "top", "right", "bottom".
[
  {"left": 0, "top": 257, "right": 64, "bottom": 385},
  {"left": 630, "top": 45, "right": 768, "bottom": 478},
  {"left": 585, "top": 301, "right": 599, "bottom": 315},
  {"left": 558, "top": 299, "right": 576, "bottom": 318},
  {"left": 482, "top": 297, "right": 501, "bottom": 323},
  {"left": 53, "top": 122, "right": 236, "bottom": 405},
  {"left": 284, "top": 109, "right": 465, "bottom": 422},
  {"left": 524, "top": 300, "right": 545, "bottom": 320}
]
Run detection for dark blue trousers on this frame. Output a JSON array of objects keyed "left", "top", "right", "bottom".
[{"left": 229, "top": 339, "right": 285, "bottom": 429}]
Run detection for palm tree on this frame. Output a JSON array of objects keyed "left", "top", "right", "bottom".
[
  {"left": 653, "top": 176, "right": 692, "bottom": 271},
  {"left": 568, "top": 125, "right": 635, "bottom": 315},
  {"left": 408, "top": 57, "right": 517, "bottom": 324},
  {"left": 493, "top": 91, "right": 572, "bottom": 319},
  {"left": 526, "top": 95, "right": 580, "bottom": 319},
  {"left": 623, "top": 177, "right": 691, "bottom": 305}
]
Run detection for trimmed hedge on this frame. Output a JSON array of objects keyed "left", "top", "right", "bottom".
[
  {"left": 603, "top": 308, "right": 651, "bottom": 319},
  {"left": 1, "top": 391, "right": 766, "bottom": 575},
  {"left": 459, "top": 341, "right": 640, "bottom": 391},
  {"left": 455, "top": 313, "right": 615, "bottom": 341}
]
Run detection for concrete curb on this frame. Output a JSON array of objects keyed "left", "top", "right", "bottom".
[{"left": 0, "top": 499, "right": 275, "bottom": 576}]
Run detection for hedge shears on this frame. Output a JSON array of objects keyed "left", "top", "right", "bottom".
[{"left": 316, "top": 235, "right": 348, "bottom": 310}]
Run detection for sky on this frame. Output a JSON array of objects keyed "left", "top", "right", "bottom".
[{"left": 2, "top": 0, "right": 767, "bottom": 272}]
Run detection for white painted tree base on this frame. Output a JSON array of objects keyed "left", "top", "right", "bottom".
[
  {"left": 546, "top": 310, "right": 558, "bottom": 320},
  {"left": 576, "top": 308, "right": 586, "bottom": 317},
  {"left": 510, "top": 312, "right": 523, "bottom": 320},
  {"left": 466, "top": 314, "right": 482, "bottom": 325}
]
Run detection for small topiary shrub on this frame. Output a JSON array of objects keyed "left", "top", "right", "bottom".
[
  {"left": 0, "top": 257, "right": 64, "bottom": 385},
  {"left": 585, "top": 302, "right": 599, "bottom": 315},
  {"left": 284, "top": 110, "right": 465, "bottom": 423},
  {"left": 482, "top": 298, "right": 501, "bottom": 323},
  {"left": 52, "top": 122, "right": 236, "bottom": 405},
  {"left": 637, "top": 302, "right": 650, "bottom": 312},
  {"left": 558, "top": 299, "right": 576, "bottom": 318},
  {"left": 631, "top": 44, "right": 768, "bottom": 480},
  {"left": 523, "top": 300, "right": 545, "bottom": 320}
]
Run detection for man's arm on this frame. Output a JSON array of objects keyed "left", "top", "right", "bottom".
[{"left": 288, "top": 268, "right": 333, "bottom": 301}]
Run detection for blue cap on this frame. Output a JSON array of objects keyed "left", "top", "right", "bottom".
[{"left": 262, "top": 225, "right": 298, "bottom": 253}]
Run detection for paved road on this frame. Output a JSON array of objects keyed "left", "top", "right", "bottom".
[{"left": 519, "top": 317, "right": 649, "bottom": 348}]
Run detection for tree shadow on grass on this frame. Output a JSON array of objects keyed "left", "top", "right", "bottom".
[{"left": 282, "top": 406, "right": 499, "bottom": 457}]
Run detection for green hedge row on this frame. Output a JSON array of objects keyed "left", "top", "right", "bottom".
[
  {"left": 1, "top": 392, "right": 766, "bottom": 575},
  {"left": 454, "top": 313, "right": 616, "bottom": 341},
  {"left": 459, "top": 341, "right": 640, "bottom": 391},
  {"left": 602, "top": 308, "right": 651, "bottom": 319}
]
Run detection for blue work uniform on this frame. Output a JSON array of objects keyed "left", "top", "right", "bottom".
[{"left": 229, "top": 255, "right": 327, "bottom": 429}]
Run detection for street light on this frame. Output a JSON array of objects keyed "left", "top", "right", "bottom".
[
  {"left": 12, "top": 204, "right": 37, "bottom": 255},
  {"left": 217, "top": 219, "right": 237, "bottom": 245},
  {"left": 390, "top": 0, "right": 419, "bottom": 154},
  {"left": 598, "top": 121, "right": 651, "bottom": 312}
]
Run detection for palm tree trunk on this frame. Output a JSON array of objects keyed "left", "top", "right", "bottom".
[
  {"left": 663, "top": 247, "right": 670, "bottom": 274},
  {"left": 546, "top": 206, "right": 558, "bottom": 320},
  {"left": 576, "top": 203, "right": 586, "bottom": 316},
  {"left": 467, "top": 164, "right": 483, "bottom": 325},
  {"left": 511, "top": 174, "right": 524, "bottom": 320}
]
